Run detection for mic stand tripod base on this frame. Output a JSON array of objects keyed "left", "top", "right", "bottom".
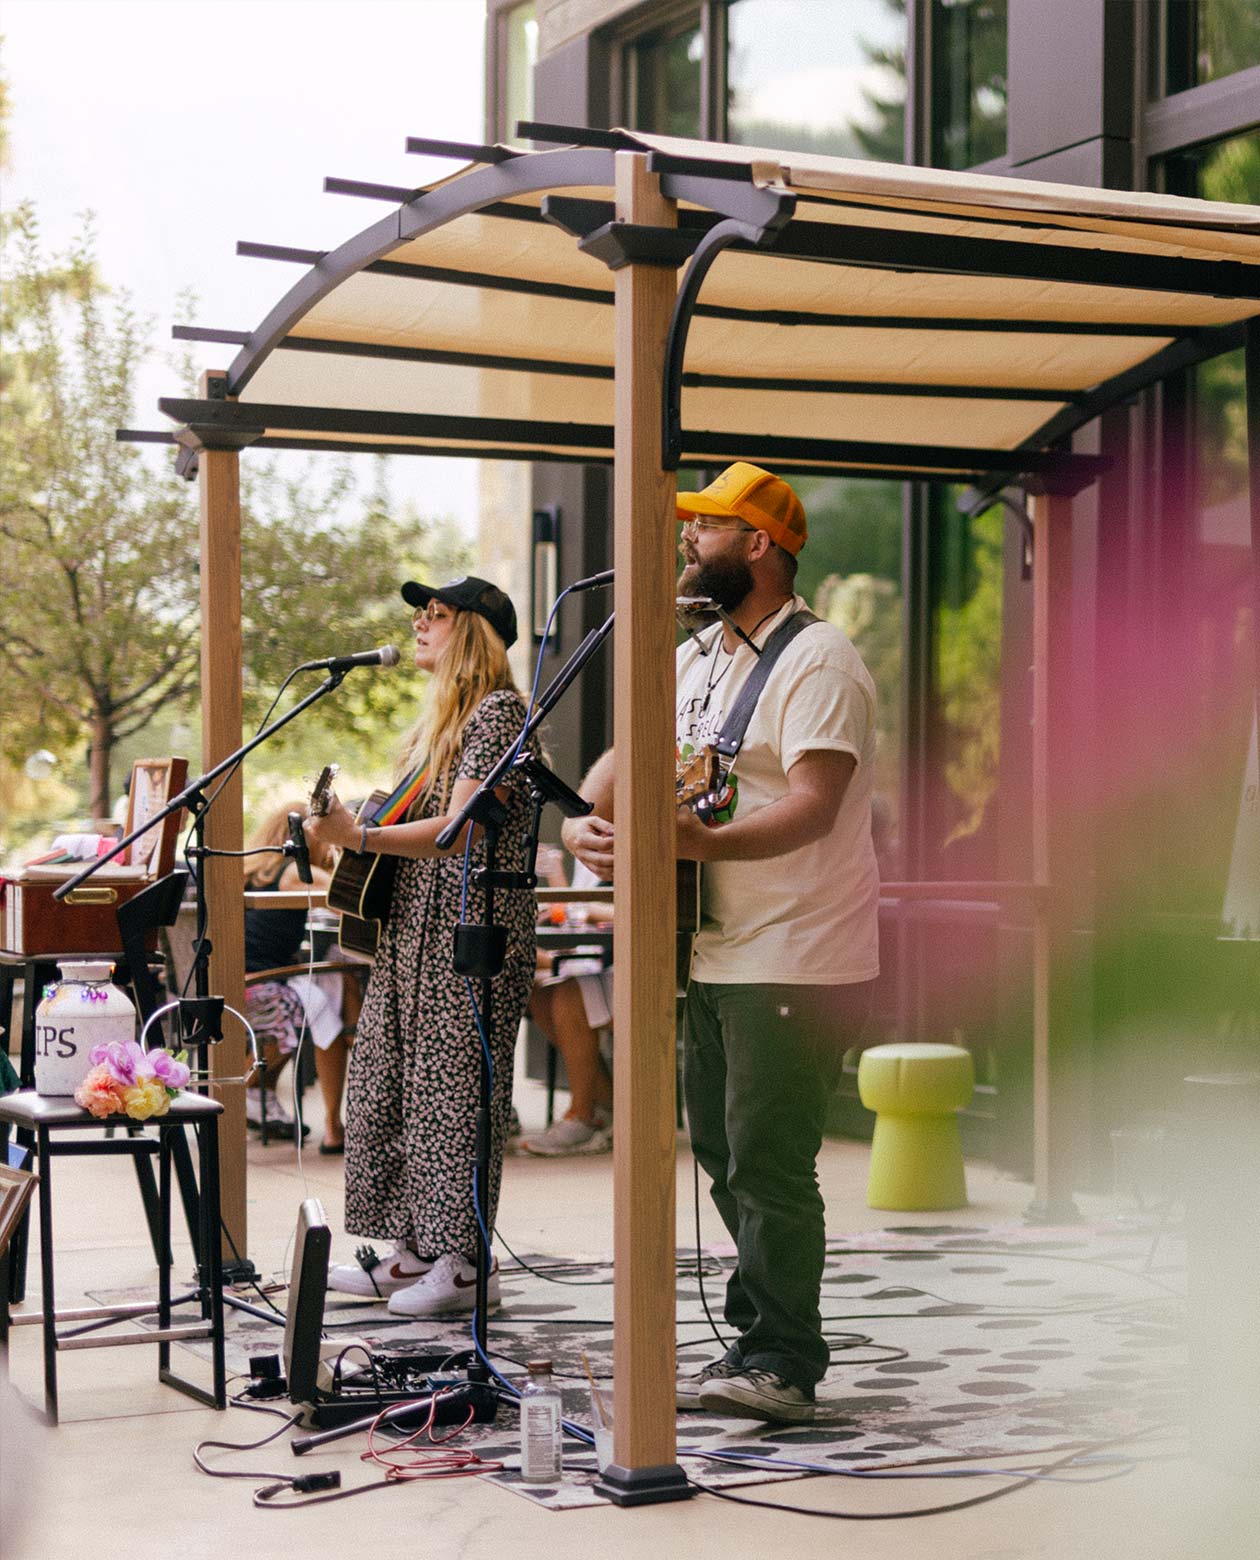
[{"left": 595, "top": 1462, "right": 694, "bottom": 1507}]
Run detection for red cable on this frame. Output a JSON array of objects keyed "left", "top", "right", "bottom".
[{"left": 359, "top": 1392, "right": 503, "bottom": 1482}]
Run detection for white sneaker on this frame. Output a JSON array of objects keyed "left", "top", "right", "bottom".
[
  {"left": 520, "top": 1109, "right": 612, "bottom": 1157},
  {"left": 327, "top": 1241, "right": 433, "bottom": 1298},
  {"left": 386, "top": 1253, "right": 501, "bottom": 1317}
]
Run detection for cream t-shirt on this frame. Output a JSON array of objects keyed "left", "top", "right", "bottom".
[{"left": 676, "top": 595, "right": 880, "bottom": 985}]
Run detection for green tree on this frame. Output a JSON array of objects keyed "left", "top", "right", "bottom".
[
  {"left": 934, "top": 496, "right": 1003, "bottom": 850},
  {"left": 0, "top": 209, "right": 468, "bottom": 825},
  {"left": 850, "top": 0, "right": 908, "bottom": 164}
]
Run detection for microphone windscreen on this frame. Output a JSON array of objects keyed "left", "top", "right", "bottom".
[{"left": 379, "top": 645, "right": 401, "bottom": 667}]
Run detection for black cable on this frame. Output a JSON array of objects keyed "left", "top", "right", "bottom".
[
  {"left": 193, "top": 1408, "right": 303, "bottom": 1481},
  {"left": 682, "top": 1428, "right": 1162, "bottom": 1521},
  {"left": 492, "top": 1227, "right": 613, "bottom": 1287},
  {"left": 690, "top": 1153, "right": 732, "bottom": 1352},
  {"left": 253, "top": 1479, "right": 397, "bottom": 1510},
  {"left": 218, "top": 1215, "right": 288, "bottom": 1319}
]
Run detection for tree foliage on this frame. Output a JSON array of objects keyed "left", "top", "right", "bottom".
[{"left": 0, "top": 210, "right": 469, "bottom": 825}]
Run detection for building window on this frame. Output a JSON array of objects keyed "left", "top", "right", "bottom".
[
  {"left": 501, "top": 2, "right": 538, "bottom": 143},
  {"left": 629, "top": 19, "right": 705, "bottom": 139},
  {"left": 926, "top": 488, "right": 1004, "bottom": 880},
  {"left": 726, "top": 0, "right": 906, "bottom": 160},
  {"left": 793, "top": 477, "right": 904, "bottom": 868},
  {"left": 930, "top": 0, "right": 1008, "bottom": 170},
  {"left": 1154, "top": 0, "right": 1260, "bottom": 97},
  {"left": 1156, "top": 128, "right": 1260, "bottom": 920},
  {"left": 621, "top": 0, "right": 908, "bottom": 161}
]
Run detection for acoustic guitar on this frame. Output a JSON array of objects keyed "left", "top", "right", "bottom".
[
  {"left": 328, "top": 793, "right": 398, "bottom": 959},
  {"left": 306, "top": 772, "right": 398, "bottom": 960}
]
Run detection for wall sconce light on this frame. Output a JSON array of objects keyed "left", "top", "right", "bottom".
[{"left": 532, "top": 505, "right": 559, "bottom": 642}]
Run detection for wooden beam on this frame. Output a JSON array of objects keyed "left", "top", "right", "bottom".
[
  {"left": 1029, "top": 489, "right": 1081, "bottom": 1221},
  {"left": 605, "top": 153, "right": 689, "bottom": 1505},
  {"left": 196, "top": 372, "right": 248, "bottom": 1260}
]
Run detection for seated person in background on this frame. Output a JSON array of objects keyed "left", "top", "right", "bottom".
[
  {"left": 519, "top": 856, "right": 614, "bottom": 1157},
  {"left": 305, "top": 957, "right": 361, "bottom": 1155},
  {"left": 242, "top": 802, "right": 334, "bottom": 1138}
]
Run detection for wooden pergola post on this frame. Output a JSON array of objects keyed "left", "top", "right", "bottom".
[
  {"left": 192, "top": 370, "right": 249, "bottom": 1262},
  {"left": 605, "top": 152, "right": 689, "bottom": 1504},
  {"left": 1029, "top": 487, "right": 1082, "bottom": 1220}
]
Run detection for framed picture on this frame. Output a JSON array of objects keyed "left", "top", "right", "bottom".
[
  {"left": 124, "top": 757, "right": 189, "bottom": 878},
  {"left": 0, "top": 1163, "right": 37, "bottom": 1260}
]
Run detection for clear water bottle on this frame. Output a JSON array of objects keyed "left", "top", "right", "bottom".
[{"left": 519, "top": 1358, "right": 563, "bottom": 1483}]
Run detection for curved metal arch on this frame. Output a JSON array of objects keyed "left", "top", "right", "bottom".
[
  {"left": 227, "top": 146, "right": 618, "bottom": 395},
  {"left": 661, "top": 202, "right": 794, "bottom": 471}
]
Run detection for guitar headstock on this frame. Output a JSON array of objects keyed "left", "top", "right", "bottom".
[
  {"left": 308, "top": 764, "right": 340, "bottom": 818},
  {"left": 676, "top": 746, "right": 722, "bottom": 810}
]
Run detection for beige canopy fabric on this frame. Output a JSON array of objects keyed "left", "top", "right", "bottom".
[{"left": 148, "top": 130, "right": 1260, "bottom": 486}]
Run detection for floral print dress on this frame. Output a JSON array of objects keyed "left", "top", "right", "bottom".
[{"left": 342, "top": 689, "right": 537, "bottom": 1259}]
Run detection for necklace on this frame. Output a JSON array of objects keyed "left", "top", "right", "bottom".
[{"left": 699, "top": 607, "right": 782, "bottom": 715}]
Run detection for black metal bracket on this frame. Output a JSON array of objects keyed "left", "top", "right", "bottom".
[
  {"left": 404, "top": 135, "right": 518, "bottom": 165},
  {"left": 663, "top": 209, "right": 793, "bottom": 470},
  {"left": 172, "top": 419, "right": 265, "bottom": 482},
  {"left": 577, "top": 221, "right": 697, "bottom": 271}
]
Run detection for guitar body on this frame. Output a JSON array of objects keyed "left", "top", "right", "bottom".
[
  {"left": 320, "top": 789, "right": 399, "bottom": 960},
  {"left": 676, "top": 858, "right": 701, "bottom": 990}
]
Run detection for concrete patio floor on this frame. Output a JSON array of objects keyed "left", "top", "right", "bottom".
[{"left": 1, "top": 1064, "right": 1252, "bottom": 1560}]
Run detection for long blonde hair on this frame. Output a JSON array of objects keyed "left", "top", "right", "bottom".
[{"left": 396, "top": 609, "right": 519, "bottom": 812}]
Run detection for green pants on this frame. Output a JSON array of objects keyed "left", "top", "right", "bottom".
[{"left": 682, "top": 978, "right": 873, "bottom": 1391}]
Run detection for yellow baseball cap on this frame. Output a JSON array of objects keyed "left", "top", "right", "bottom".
[{"left": 676, "top": 462, "right": 808, "bottom": 556}]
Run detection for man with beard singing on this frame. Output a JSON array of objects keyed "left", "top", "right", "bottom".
[{"left": 562, "top": 462, "right": 880, "bottom": 1425}]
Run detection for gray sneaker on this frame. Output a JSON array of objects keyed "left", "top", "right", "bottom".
[
  {"left": 519, "top": 1110, "right": 612, "bottom": 1157},
  {"left": 676, "top": 1356, "right": 741, "bottom": 1411},
  {"left": 698, "top": 1368, "right": 816, "bottom": 1424}
]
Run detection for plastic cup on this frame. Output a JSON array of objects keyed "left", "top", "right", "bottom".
[{"left": 589, "top": 1385, "right": 614, "bottom": 1472}]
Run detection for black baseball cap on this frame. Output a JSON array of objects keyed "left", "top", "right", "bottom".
[{"left": 400, "top": 574, "right": 518, "bottom": 650}]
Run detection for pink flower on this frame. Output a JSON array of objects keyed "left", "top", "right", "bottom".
[
  {"left": 143, "top": 1048, "right": 191, "bottom": 1091},
  {"left": 88, "top": 1040, "right": 146, "bottom": 1087},
  {"left": 74, "top": 1065, "right": 125, "bottom": 1119}
]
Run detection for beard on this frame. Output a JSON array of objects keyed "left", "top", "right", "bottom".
[{"left": 677, "top": 550, "right": 755, "bottom": 612}]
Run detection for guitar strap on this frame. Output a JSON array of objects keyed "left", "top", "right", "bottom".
[
  {"left": 369, "top": 762, "right": 430, "bottom": 826},
  {"left": 711, "top": 607, "right": 820, "bottom": 765}
]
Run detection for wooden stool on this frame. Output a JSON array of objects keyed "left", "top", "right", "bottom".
[
  {"left": 0, "top": 1089, "right": 226, "bottom": 1424},
  {"left": 857, "top": 1043, "right": 974, "bottom": 1211}
]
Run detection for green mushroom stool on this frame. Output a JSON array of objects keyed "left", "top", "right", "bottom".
[{"left": 857, "top": 1042, "right": 975, "bottom": 1211}]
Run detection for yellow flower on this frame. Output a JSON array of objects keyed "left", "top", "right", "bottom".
[{"left": 121, "top": 1077, "right": 171, "bottom": 1121}]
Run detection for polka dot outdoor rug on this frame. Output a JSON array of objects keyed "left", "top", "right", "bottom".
[{"left": 94, "top": 1221, "right": 1185, "bottom": 1511}]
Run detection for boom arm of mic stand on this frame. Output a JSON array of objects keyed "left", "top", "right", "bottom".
[
  {"left": 52, "top": 670, "right": 350, "bottom": 900},
  {"left": 435, "top": 610, "right": 614, "bottom": 852}
]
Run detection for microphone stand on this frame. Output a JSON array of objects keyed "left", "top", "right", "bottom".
[
  {"left": 53, "top": 668, "right": 355, "bottom": 1283},
  {"left": 430, "top": 611, "right": 614, "bottom": 1407}
]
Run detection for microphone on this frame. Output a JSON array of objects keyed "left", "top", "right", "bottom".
[
  {"left": 567, "top": 569, "right": 614, "bottom": 592},
  {"left": 297, "top": 645, "right": 401, "bottom": 673},
  {"left": 286, "top": 812, "right": 313, "bottom": 884}
]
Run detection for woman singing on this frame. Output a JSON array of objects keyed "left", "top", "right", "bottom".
[{"left": 307, "top": 576, "right": 536, "bottom": 1317}]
